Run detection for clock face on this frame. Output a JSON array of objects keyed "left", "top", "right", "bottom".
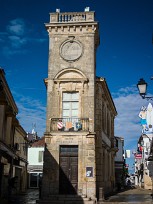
[{"left": 60, "top": 40, "right": 82, "bottom": 61}]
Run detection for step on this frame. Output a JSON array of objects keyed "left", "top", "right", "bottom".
[
  {"left": 48, "top": 195, "right": 91, "bottom": 201},
  {"left": 37, "top": 200, "right": 95, "bottom": 204}
]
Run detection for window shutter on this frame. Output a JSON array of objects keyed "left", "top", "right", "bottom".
[{"left": 38, "top": 151, "right": 43, "bottom": 162}]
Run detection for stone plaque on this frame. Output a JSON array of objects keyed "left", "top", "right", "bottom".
[{"left": 60, "top": 40, "right": 82, "bottom": 61}]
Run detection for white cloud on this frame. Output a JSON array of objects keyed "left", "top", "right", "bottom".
[
  {"left": 0, "top": 18, "right": 47, "bottom": 57},
  {"left": 12, "top": 91, "right": 46, "bottom": 137},
  {"left": 113, "top": 86, "right": 150, "bottom": 149},
  {"left": 113, "top": 85, "right": 152, "bottom": 170},
  {"left": 6, "top": 19, "right": 26, "bottom": 36}
]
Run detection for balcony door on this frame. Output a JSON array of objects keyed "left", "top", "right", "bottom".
[{"left": 62, "top": 92, "right": 79, "bottom": 129}]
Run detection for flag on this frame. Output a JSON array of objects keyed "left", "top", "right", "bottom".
[
  {"left": 76, "top": 122, "right": 82, "bottom": 130},
  {"left": 57, "top": 121, "right": 64, "bottom": 129},
  {"left": 65, "top": 122, "right": 72, "bottom": 129}
]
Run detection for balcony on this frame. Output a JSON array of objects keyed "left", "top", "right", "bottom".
[
  {"left": 49, "top": 11, "right": 95, "bottom": 23},
  {"left": 50, "top": 118, "right": 89, "bottom": 132}
]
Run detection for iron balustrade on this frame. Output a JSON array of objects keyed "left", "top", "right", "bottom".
[{"left": 50, "top": 118, "right": 89, "bottom": 132}]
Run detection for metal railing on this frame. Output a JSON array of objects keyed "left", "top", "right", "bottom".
[{"left": 50, "top": 118, "right": 89, "bottom": 132}]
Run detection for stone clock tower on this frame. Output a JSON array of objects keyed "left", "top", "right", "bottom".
[
  {"left": 44, "top": 9, "right": 99, "bottom": 135},
  {"left": 40, "top": 8, "right": 117, "bottom": 204}
]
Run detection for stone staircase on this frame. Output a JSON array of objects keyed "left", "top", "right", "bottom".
[{"left": 36, "top": 195, "right": 96, "bottom": 204}]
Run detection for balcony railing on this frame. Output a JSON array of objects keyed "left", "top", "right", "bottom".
[
  {"left": 58, "top": 13, "right": 86, "bottom": 23},
  {"left": 49, "top": 12, "right": 95, "bottom": 23},
  {"left": 50, "top": 118, "right": 89, "bottom": 132}
]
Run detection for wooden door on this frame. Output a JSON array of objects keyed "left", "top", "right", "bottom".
[{"left": 59, "top": 146, "right": 78, "bottom": 194}]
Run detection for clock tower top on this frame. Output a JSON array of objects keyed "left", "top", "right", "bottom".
[
  {"left": 45, "top": 9, "right": 100, "bottom": 84},
  {"left": 45, "top": 9, "right": 99, "bottom": 48}
]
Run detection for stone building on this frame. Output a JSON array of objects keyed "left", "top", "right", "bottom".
[
  {"left": 0, "top": 69, "right": 28, "bottom": 199},
  {"left": 40, "top": 9, "right": 117, "bottom": 203},
  {"left": 114, "top": 136, "right": 125, "bottom": 188}
]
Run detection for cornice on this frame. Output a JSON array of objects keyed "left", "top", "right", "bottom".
[
  {"left": 0, "top": 69, "right": 18, "bottom": 114},
  {"left": 96, "top": 77, "right": 117, "bottom": 116}
]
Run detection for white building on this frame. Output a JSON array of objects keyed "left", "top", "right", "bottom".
[
  {"left": 135, "top": 103, "right": 153, "bottom": 189},
  {"left": 135, "top": 134, "right": 153, "bottom": 189},
  {"left": 27, "top": 137, "right": 45, "bottom": 188}
]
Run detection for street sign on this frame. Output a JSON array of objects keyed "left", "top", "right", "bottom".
[{"left": 86, "top": 167, "right": 93, "bottom": 177}]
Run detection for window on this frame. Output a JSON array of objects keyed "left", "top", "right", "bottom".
[
  {"left": 115, "top": 139, "right": 118, "bottom": 148},
  {"left": 62, "top": 92, "right": 79, "bottom": 119}
]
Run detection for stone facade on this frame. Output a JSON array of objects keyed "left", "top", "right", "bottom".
[
  {"left": 95, "top": 78, "right": 117, "bottom": 196},
  {"left": 114, "top": 136, "right": 125, "bottom": 189},
  {"left": 0, "top": 69, "right": 28, "bottom": 199},
  {"left": 41, "top": 10, "right": 117, "bottom": 202}
]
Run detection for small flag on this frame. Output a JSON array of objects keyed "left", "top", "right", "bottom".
[
  {"left": 76, "top": 122, "right": 82, "bottom": 130},
  {"left": 57, "top": 121, "right": 64, "bottom": 129},
  {"left": 65, "top": 122, "right": 73, "bottom": 129}
]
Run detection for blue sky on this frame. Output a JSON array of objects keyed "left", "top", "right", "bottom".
[{"left": 0, "top": 0, "right": 153, "bottom": 171}]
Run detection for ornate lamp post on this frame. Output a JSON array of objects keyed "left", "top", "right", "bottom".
[{"left": 137, "top": 78, "right": 153, "bottom": 100}]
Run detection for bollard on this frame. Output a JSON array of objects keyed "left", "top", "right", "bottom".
[{"left": 99, "top": 187, "right": 105, "bottom": 202}]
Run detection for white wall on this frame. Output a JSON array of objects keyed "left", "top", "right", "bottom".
[{"left": 28, "top": 147, "right": 44, "bottom": 165}]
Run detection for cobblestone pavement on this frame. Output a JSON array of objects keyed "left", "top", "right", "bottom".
[
  {"left": 8, "top": 189, "right": 39, "bottom": 204},
  {"left": 104, "top": 187, "right": 153, "bottom": 203},
  {"left": 1, "top": 187, "right": 153, "bottom": 203}
]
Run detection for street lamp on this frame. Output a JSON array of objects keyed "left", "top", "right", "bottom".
[{"left": 137, "top": 78, "right": 153, "bottom": 100}]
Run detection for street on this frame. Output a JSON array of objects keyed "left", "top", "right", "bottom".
[
  {"left": 1, "top": 189, "right": 39, "bottom": 204},
  {"left": 104, "top": 187, "right": 153, "bottom": 203},
  {"left": 1, "top": 187, "right": 152, "bottom": 204}
]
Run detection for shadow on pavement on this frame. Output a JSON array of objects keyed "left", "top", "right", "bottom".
[
  {"left": 8, "top": 189, "right": 39, "bottom": 204},
  {"left": 105, "top": 185, "right": 136, "bottom": 200},
  {"left": 104, "top": 186, "right": 153, "bottom": 203}
]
